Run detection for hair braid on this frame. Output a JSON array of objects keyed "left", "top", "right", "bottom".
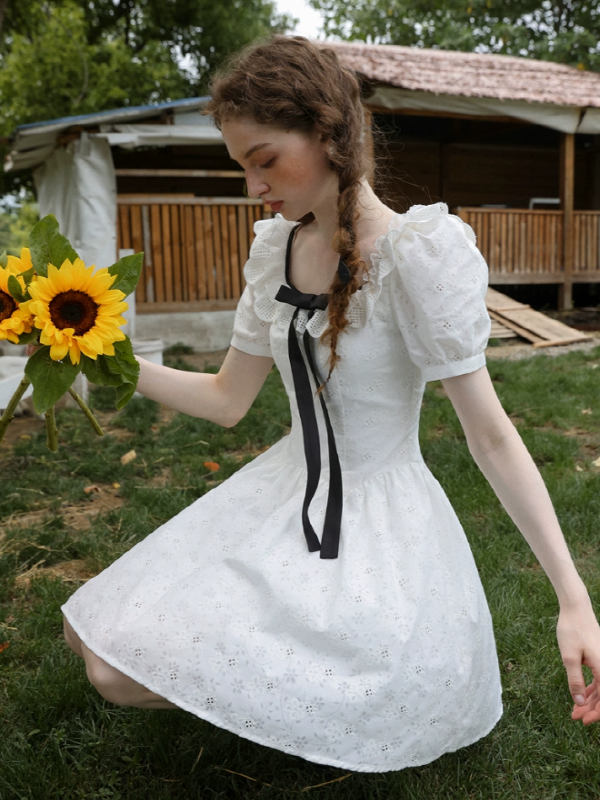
[{"left": 206, "top": 36, "right": 371, "bottom": 394}]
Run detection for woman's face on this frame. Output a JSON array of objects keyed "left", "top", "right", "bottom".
[{"left": 220, "top": 116, "right": 337, "bottom": 221}]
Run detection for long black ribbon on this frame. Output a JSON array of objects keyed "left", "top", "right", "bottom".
[{"left": 274, "top": 226, "right": 348, "bottom": 559}]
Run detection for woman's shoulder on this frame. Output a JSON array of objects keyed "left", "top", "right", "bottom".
[{"left": 387, "top": 202, "right": 477, "bottom": 246}]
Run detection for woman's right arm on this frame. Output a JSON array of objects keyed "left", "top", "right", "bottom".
[{"left": 135, "top": 346, "right": 274, "bottom": 427}]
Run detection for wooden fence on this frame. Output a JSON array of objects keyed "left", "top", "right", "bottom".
[
  {"left": 456, "top": 207, "right": 600, "bottom": 284},
  {"left": 116, "top": 196, "right": 271, "bottom": 313}
]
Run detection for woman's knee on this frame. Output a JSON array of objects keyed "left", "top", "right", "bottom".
[
  {"left": 63, "top": 615, "right": 83, "bottom": 658},
  {"left": 81, "top": 644, "right": 138, "bottom": 706}
]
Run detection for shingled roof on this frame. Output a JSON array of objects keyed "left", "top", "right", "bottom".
[{"left": 326, "top": 42, "right": 600, "bottom": 109}]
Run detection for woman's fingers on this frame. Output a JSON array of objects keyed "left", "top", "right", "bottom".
[{"left": 563, "top": 653, "right": 588, "bottom": 707}]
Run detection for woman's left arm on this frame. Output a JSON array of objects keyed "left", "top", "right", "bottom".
[{"left": 442, "top": 365, "right": 600, "bottom": 725}]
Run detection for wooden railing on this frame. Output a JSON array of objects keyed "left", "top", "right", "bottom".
[
  {"left": 456, "top": 207, "right": 600, "bottom": 284},
  {"left": 117, "top": 196, "right": 271, "bottom": 312}
]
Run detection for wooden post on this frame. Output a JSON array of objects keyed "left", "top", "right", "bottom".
[
  {"left": 362, "top": 107, "right": 375, "bottom": 188},
  {"left": 559, "top": 132, "right": 575, "bottom": 310}
]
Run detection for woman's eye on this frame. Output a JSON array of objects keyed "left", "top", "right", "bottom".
[{"left": 260, "top": 158, "right": 275, "bottom": 169}]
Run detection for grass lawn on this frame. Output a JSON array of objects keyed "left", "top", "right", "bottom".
[{"left": 1, "top": 344, "right": 600, "bottom": 799}]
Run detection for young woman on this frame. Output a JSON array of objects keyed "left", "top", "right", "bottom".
[{"left": 58, "top": 36, "right": 600, "bottom": 772}]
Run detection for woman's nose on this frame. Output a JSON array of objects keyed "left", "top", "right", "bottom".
[{"left": 246, "top": 174, "right": 269, "bottom": 200}]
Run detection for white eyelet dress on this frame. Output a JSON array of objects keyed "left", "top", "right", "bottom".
[{"left": 62, "top": 202, "right": 503, "bottom": 772}]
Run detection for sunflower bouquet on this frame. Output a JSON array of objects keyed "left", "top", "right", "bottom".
[{"left": 0, "top": 215, "right": 142, "bottom": 450}]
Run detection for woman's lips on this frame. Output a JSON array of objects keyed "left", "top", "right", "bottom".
[{"left": 268, "top": 201, "right": 284, "bottom": 213}]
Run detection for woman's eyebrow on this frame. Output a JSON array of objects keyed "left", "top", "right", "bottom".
[{"left": 244, "top": 143, "right": 272, "bottom": 159}]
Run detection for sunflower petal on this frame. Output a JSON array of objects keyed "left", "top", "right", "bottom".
[
  {"left": 77, "top": 339, "right": 98, "bottom": 359},
  {"left": 92, "top": 289, "right": 127, "bottom": 304},
  {"left": 50, "top": 340, "right": 69, "bottom": 361}
]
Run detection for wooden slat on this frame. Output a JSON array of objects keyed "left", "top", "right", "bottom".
[
  {"left": 119, "top": 205, "right": 131, "bottom": 250},
  {"left": 161, "top": 205, "right": 174, "bottom": 302},
  {"left": 130, "top": 205, "right": 145, "bottom": 302},
  {"left": 183, "top": 205, "right": 196, "bottom": 302},
  {"left": 194, "top": 206, "right": 207, "bottom": 301},
  {"left": 219, "top": 205, "right": 231, "bottom": 299},
  {"left": 487, "top": 288, "right": 591, "bottom": 346},
  {"left": 488, "top": 309, "right": 545, "bottom": 343},
  {"left": 204, "top": 206, "right": 216, "bottom": 300},
  {"left": 150, "top": 205, "right": 164, "bottom": 303},
  {"left": 170, "top": 205, "right": 182, "bottom": 302},
  {"left": 137, "top": 300, "right": 239, "bottom": 314}
]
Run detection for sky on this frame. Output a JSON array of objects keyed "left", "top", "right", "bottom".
[{"left": 274, "top": 0, "right": 325, "bottom": 39}]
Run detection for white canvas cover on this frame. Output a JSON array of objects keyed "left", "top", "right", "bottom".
[
  {"left": 578, "top": 107, "right": 600, "bottom": 134},
  {"left": 33, "top": 132, "right": 117, "bottom": 271},
  {"left": 366, "top": 86, "right": 584, "bottom": 134},
  {"left": 93, "top": 123, "right": 223, "bottom": 148}
]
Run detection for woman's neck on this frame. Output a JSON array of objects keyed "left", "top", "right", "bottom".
[{"left": 308, "top": 178, "right": 392, "bottom": 249}]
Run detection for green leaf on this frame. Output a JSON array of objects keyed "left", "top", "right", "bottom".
[
  {"left": 115, "top": 381, "right": 136, "bottom": 409},
  {"left": 80, "top": 354, "right": 123, "bottom": 388},
  {"left": 19, "top": 266, "right": 35, "bottom": 285},
  {"left": 107, "top": 253, "right": 144, "bottom": 297},
  {"left": 24, "top": 346, "right": 80, "bottom": 414},
  {"left": 16, "top": 328, "right": 39, "bottom": 345},
  {"left": 28, "top": 215, "right": 79, "bottom": 278},
  {"left": 80, "top": 345, "right": 139, "bottom": 409},
  {"left": 0, "top": 251, "right": 7, "bottom": 268},
  {"left": 7, "top": 274, "right": 26, "bottom": 303}
]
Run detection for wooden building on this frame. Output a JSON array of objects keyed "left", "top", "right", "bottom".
[{"left": 4, "top": 43, "right": 600, "bottom": 345}]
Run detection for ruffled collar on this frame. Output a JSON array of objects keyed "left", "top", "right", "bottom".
[{"left": 244, "top": 203, "right": 449, "bottom": 339}]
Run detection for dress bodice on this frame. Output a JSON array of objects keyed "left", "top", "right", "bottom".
[{"left": 231, "top": 202, "right": 491, "bottom": 489}]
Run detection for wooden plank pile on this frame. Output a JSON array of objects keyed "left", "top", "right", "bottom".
[{"left": 486, "top": 288, "right": 592, "bottom": 347}]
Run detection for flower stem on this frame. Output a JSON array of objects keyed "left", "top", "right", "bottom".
[
  {"left": 68, "top": 388, "right": 104, "bottom": 436},
  {"left": 0, "top": 376, "right": 31, "bottom": 446},
  {"left": 45, "top": 405, "right": 58, "bottom": 451}
]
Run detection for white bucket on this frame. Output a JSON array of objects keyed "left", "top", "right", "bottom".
[
  {"left": 0, "top": 356, "right": 34, "bottom": 414},
  {"left": 131, "top": 338, "right": 164, "bottom": 366}
]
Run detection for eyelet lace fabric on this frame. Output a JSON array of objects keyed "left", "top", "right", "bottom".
[{"left": 62, "top": 202, "right": 502, "bottom": 773}]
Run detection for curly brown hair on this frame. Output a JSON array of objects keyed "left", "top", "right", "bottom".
[{"left": 205, "top": 35, "right": 372, "bottom": 393}]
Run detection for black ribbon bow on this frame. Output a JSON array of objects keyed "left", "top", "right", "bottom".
[{"left": 274, "top": 225, "right": 349, "bottom": 559}]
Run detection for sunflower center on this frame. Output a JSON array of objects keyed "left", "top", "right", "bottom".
[
  {"left": 0, "top": 290, "right": 17, "bottom": 322},
  {"left": 49, "top": 290, "right": 99, "bottom": 336}
]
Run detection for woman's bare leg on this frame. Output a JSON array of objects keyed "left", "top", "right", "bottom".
[{"left": 63, "top": 614, "right": 178, "bottom": 710}]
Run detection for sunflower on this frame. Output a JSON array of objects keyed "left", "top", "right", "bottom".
[
  {"left": 0, "top": 248, "right": 35, "bottom": 344},
  {"left": 21, "top": 258, "right": 128, "bottom": 365}
]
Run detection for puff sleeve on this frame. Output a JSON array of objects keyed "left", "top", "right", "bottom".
[
  {"left": 230, "top": 281, "right": 273, "bottom": 357},
  {"left": 389, "top": 204, "right": 491, "bottom": 382},
  {"left": 229, "top": 218, "right": 284, "bottom": 358}
]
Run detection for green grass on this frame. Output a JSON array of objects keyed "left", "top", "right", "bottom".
[{"left": 1, "top": 348, "right": 600, "bottom": 798}]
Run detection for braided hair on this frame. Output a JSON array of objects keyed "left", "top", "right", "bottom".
[{"left": 206, "top": 36, "right": 372, "bottom": 393}]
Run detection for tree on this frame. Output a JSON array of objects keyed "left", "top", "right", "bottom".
[
  {"left": 310, "top": 0, "right": 600, "bottom": 71},
  {"left": 0, "top": 0, "right": 293, "bottom": 197}
]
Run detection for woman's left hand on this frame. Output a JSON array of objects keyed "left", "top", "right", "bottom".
[{"left": 556, "top": 601, "right": 600, "bottom": 724}]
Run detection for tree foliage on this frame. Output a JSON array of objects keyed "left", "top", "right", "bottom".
[
  {"left": 0, "top": 0, "right": 292, "bottom": 197},
  {"left": 310, "top": 0, "right": 600, "bottom": 70}
]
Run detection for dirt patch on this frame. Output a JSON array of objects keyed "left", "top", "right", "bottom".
[
  {"left": 14, "top": 558, "right": 95, "bottom": 588},
  {"left": 0, "top": 413, "right": 47, "bottom": 449},
  {"left": 0, "top": 481, "right": 125, "bottom": 535}
]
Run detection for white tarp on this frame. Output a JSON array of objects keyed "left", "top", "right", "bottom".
[
  {"left": 93, "top": 123, "right": 223, "bottom": 149},
  {"left": 578, "top": 108, "right": 600, "bottom": 134},
  {"left": 366, "top": 86, "right": 584, "bottom": 134},
  {"left": 33, "top": 132, "right": 117, "bottom": 271}
]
